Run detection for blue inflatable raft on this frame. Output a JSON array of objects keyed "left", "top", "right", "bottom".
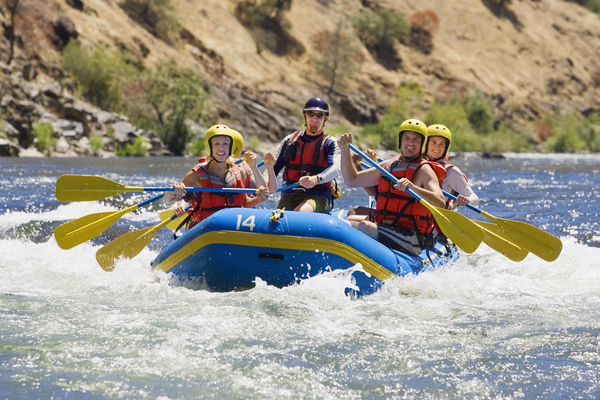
[{"left": 151, "top": 208, "right": 458, "bottom": 296}]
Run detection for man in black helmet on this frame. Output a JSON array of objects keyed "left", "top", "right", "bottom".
[{"left": 270, "top": 96, "right": 340, "bottom": 213}]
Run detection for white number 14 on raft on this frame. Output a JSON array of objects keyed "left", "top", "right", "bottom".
[{"left": 236, "top": 215, "right": 256, "bottom": 231}]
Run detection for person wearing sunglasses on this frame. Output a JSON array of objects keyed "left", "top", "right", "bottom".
[{"left": 270, "top": 96, "right": 341, "bottom": 213}]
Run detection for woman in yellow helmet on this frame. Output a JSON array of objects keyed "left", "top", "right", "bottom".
[
  {"left": 164, "top": 124, "right": 270, "bottom": 228},
  {"left": 424, "top": 124, "right": 479, "bottom": 210}
]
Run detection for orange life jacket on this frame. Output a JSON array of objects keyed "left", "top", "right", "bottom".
[
  {"left": 374, "top": 157, "right": 446, "bottom": 234},
  {"left": 282, "top": 130, "right": 332, "bottom": 190},
  {"left": 188, "top": 161, "right": 250, "bottom": 226}
]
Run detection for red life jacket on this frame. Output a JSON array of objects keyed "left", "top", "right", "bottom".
[
  {"left": 374, "top": 157, "right": 446, "bottom": 234},
  {"left": 188, "top": 161, "right": 250, "bottom": 226},
  {"left": 282, "top": 130, "right": 332, "bottom": 190}
]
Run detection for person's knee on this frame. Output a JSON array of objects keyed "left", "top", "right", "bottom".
[
  {"left": 295, "top": 202, "right": 315, "bottom": 212},
  {"left": 357, "top": 221, "right": 377, "bottom": 238},
  {"left": 347, "top": 206, "right": 359, "bottom": 216}
]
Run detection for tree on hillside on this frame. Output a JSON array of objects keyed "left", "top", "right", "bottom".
[
  {"left": 259, "top": 0, "right": 292, "bottom": 21},
  {"left": 143, "top": 60, "right": 210, "bottom": 155},
  {"left": 353, "top": 8, "right": 409, "bottom": 70},
  {"left": 311, "top": 17, "right": 365, "bottom": 96},
  {"left": 119, "top": 0, "right": 178, "bottom": 41}
]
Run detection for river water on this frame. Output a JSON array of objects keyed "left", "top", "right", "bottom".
[{"left": 1, "top": 154, "right": 599, "bottom": 399}]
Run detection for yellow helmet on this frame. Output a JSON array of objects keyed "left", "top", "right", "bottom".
[
  {"left": 230, "top": 129, "right": 244, "bottom": 159},
  {"left": 205, "top": 124, "right": 235, "bottom": 158},
  {"left": 425, "top": 124, "right": 452, "bottom": 159},
  {"left": 398, "top": 119, "right": 427, "bottom": 153}
]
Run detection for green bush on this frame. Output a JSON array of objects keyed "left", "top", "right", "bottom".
[
  {"left": 62, "top": 40, "right": 131, "bottom": 110},
  {"left": 246, "top": 136, "right": 262, "bottom": 152},
  {"left": 480, "top": 124, "right": 533, "bottom": 152},
  {"left": 325, "top": 123, "right": 353, "bottom": 137},
  {"left": 89, "top": 135, "right": 104, "bottom": 154},
  {"left": 186, "top": 139, "right": 206, "bottom": 157},
  {"left": 236, "top": 0, "right": 292, "bottom": 26},
  {"left": 360, "top": 81, "right": 428, "bottom": 150},
  {"left": 463, "top": 89, "right": 495, "bottom": 135},
  {"left": 141, "top": 60, "right": 210, "bottom": 155},
  {"left": 425, "top": 99, "right": 482, "bottom": 152},
  {"left": 119, "top": 0, "right": 178, "bottom": 40},
  {"left": 33, "top": 122, "right": 57, "bottom": 154},
  {"left": 353, "top": 8, "right": 410, "bottom": 62},
  {"left": 544, "top": 110, "right": 600, "bottom": 152},
  {"left": 115, "top": 136, "right": 149, "bottom": 157},
  {"left": 327, "top": 122, "right": 381, "bottom": 149},
  {"left": 575, "top": 0, "right": 600, "bottom": 15},
  {"left": 361, "top": 113, "right": 405, "bottom": 150}
]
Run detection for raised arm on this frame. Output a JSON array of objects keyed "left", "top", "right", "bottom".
[
  {"left": 263, "top": 151, "right": 278, "bottom": 193},
  {"left": 243, "top": 150, "right": 267, "bottom": 189},
  {"left": 338, "top": 133, "right": 381, "bottom": 188}
]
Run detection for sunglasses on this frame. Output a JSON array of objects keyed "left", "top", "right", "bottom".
[{"left": 305, "top": 111, "right": 326, "bottom": 119}]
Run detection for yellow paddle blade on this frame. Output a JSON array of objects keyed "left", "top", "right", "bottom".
[
  {"left": 54, "top": 205, "right": 138, "bottom": 250},
  {"left": 56, "top": 175, "right": 142, "bottom": 202},
  {"left": 159, "top": 209, "right": 188, "bottom": 231},
  {"left": 96, "top": 218, "right": 171, "bottom": 271},
  {"left": 480, "top": 212, "right": 563, "bottom": 262},
  {"left": 472, "top": 220, "right": 528, "bottom": 262},
  {"left": 426, "top": 202, "right": 483, "bottom": 254}
]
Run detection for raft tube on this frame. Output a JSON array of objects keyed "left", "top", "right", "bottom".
[{"left": 151, "top": 208, "right": 458, "bottom": 296}]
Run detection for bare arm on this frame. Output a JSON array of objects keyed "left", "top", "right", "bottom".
[
  {"left": 163, "top": 170, "right": 201, "bottom": 203},
  {"left": 244, "top": 150, "right": 268, "bottom": 190},
  {"left": 338, "top": 133, "right": 381, "bottom": 187},
  {"left": 243, "top": 186, "right": 269, "bottom": 208},
  {"left": 352, "top": 151, "right": 378, "bottom": 196},
  {"left": 262, "top": 152, "right": 278, "bottom": 193}
]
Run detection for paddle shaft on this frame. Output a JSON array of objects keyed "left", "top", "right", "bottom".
[{"left": 141, "top": 187, "right": 259, "bottom": 194}]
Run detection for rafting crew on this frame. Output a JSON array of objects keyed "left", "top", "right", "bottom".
[
  {"left": 338, "top": 119, "right": 447, "bottom": 256},
  {"left": 424, "top": 124, "right": 479, "bottom": 210},
  {"left": 164, "top": 124, "right": 272, "bottom": 229},
  {"left": 268, "top": 96, "right": 341, "bottom": 213}
]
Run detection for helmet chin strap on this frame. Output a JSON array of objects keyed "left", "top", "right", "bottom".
[{"left": 209, "top": 155, "right": 229, "bottom": 164}]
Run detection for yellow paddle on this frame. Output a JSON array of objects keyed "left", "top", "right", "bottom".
[
  {"left": 54, "top": 194, "right": 164, "bottom": 250},
  {"left": 55, "top": 174, "right": 259, "bottom": 202},
  {"left": 442, "top": 191, "right": 562, "bottom": 261},
  {"left": 159, "top": 209, "right": 188, "bottom": 230},
  {"left": 471, "top": 220, "right": 528, "bottom": 262},
  {"left": 349, "top": 144, "right": 483, "bottom": 254},
  {"left": 96, "top": 210, "right": 184, "bottom": 271}
]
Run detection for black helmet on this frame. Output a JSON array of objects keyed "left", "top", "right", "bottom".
[{"left": 303, "top": 97, "right": 329, "bottom": 116}]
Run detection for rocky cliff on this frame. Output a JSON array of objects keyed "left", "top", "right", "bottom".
[{"left": 1, "top": 0, "right": 599, "bottom": 157}]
